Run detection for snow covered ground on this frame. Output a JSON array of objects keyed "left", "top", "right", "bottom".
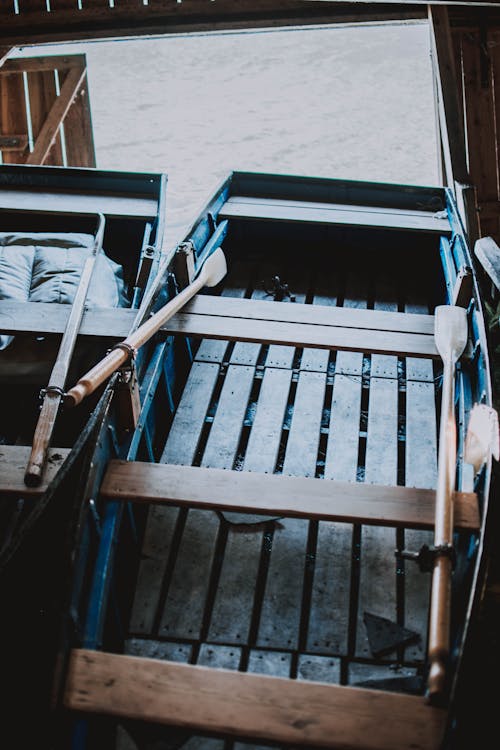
[{"left": 17, "top": 21, "right": 438, "bottom": 247}]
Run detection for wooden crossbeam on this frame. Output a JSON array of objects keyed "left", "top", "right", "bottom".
[
  {"left": 101, "top": 461, "right": 479, "bottom": 531},
  {"left": 220, "top": 196, "right": 451, "bottom": 234},
  {"left": 0, "top": 55, "right": 86, "bottom": 75},
  {"left": 65, "top": 648, "right": 446, "bottom": 750},
  {"left": 0, "top": 295, "right": 444, "bottom": 358},
  {"left": 0, "top": 445, "right": 70, "bottom": 498}
]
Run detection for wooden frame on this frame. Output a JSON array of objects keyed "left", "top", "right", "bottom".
[{"left": 0, "top": 54, "right": 95, "bottom": 167}]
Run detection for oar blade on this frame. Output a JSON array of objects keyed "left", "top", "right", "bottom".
[
  {"left": 434, "top": 305, "right": 468, "bottom": 362},
  {"left": 201, "top": 247, "right": 227, "bottom": 287}
]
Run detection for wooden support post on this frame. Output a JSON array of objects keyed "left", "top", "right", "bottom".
[{"left": 428, "top": 6, "right": 469, "bottom": 188}]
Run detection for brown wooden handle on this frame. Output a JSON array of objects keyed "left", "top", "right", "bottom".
[
  {"left": 24, "top": 392, "right": 62, "bottom": 486},
  {"left": 427, "top": 557, "right": 452, "bottom": 702},
  {"left": 65, "top": 348, "right": 129, "bottom": 407}
]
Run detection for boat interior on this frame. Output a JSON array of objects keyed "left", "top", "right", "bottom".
[{"left": 54, "top": 173, "right": 491, "bottom": 750}]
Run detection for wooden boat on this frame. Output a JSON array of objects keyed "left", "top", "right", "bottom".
[
  {"left": 12, "top": 170, "right": 500, "bottom": 749},
  {"left": 0, "top": 162, "right": 169, "bottom": 741}
]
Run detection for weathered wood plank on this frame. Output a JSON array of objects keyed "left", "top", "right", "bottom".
[
  {"left": 257, "top": 370, "right": 326, "bottom": 649},
  {"left": 65, "top": 649, "right": 447, "bottom": 750},
  {"left": 208, "top": 368, "right": 292, "bottom": 642},
  {"left": 101, "top": 462, "right": 479, "bottom": 531},
  {"left": 160, "top": 361, "right": 219, "bottom": 465},
  {"left": 0, "top": 68, "right": 28, "bottom": 164},
  {"left": 403, "top": 301, "right": 436, "bottom": 662},
  {"left": 0, "top": 298, "right": 440, "bottom": 358},
  {"left": 201, "top": 364, "right": 255, "bottom": 469},
  {"left": 220, "top": 197, "right": 450, "bottom": 234},
  {"left": 195, "top": 259, "right": 253, "bottom": 364},
  {"left": 0, "top": 190, "right": 158, "bottom": 218},
  {"left": 356, "top": 279, "right": 399, "bottom": 660}
]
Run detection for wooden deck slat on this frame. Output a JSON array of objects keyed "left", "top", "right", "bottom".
[
  {"left": 403, "top": 300, "right": 436, "bottom": 661},
  {"left": 257, "top": 370, "right": 326, "bottom": 650},
  {"left": 356, "top": 278, "right": 399, "bottom": 659},
  {"left": 65, "top": 649, "right": 447, "bottom": 750},
  {"left": 220, "top": 196, "right": 451, "bottom": 235},
  {"left": 0, "top": 297, "right": 440, "bottom": 358},
  {"left": 100, "top": 462, "right": 479, "bottom": 531}
]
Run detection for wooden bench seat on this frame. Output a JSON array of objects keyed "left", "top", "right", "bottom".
[
  {"left": 65, "top": 648, "right": 446, "bottom": 750},
  {"left": 0, "top": 295, "right": 443, "bottom": 358},
  {"left": 220, "top": 196, "right": 451, "bottom": 235},
  {"left": 100, "top": 461, "right": 479, "bottom": 531}
]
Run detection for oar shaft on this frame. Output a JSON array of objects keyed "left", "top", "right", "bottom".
[
  {"left": 65, "top": 271, "right": 206, "bottom": 408},
  {"left": 427, "top": 358, "right": 457, "bottom": 701},
  {"left": 25, "top": 214, "right": 105, "bottom": 487}
]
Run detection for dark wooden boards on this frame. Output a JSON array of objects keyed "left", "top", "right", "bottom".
[
  {"left": 100, "top": 461, "right": 479, "bottom": 531},
  {"left": 65, "top": 649, "right": 447, "bottom": 750},
  {"left": 220, "top": 196, "right": 451, "bottom": 234}
]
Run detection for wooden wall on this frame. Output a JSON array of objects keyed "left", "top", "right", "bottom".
[
  {"left": 431, "top": 7, "right": 500, "bottom": 244},
  {"left": 0, "top": 54, "right": 95, "bottom": 167}
]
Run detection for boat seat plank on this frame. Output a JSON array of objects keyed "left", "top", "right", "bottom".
[
  {"left": 0, "top": 297, "right": 440, "bottom": 359},
  {"left": 100, "top": 462, "right": 479, "bottom": 532},
  {"left": 0, "top": 295, "right": 436, "bottom": 337},
  {"left": 220, "top": 196, "right": 451, "bottom": 235},
  {"left": 0, "top": 444, "right": 70, "bottom": 498},
  {"left": 257, "top": 370, "right": 326, "bottom": 650},
  {"left": 356, "top": 280, "right": 399, "bottom": 659},
  {"left": 0, "top": 189, "right": 158, "bottom": 219},
  {"left": 65, "top": 649, "right": 447, "bottom": 750}
]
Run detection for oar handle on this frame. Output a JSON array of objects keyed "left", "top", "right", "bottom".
[
  {"left": 65, "top": 272, "right": 206, "bottom": 408},
  {"left": 24, "top": 391, "right": 62, "bottom": 486}
]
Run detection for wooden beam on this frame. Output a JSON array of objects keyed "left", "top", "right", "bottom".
[
  {"left": 0, "top": 55, "right": 85, "bottom": 75},
  {"left": 0, "top": 189, "right": 158, "bottom": 218},
  {"left": 101, "top": 461, "right": 479, "bottom": 531},
  {"left": 428, "top": 6, "right": 469, "bottom": 186},
  {"left": 220, "top": 196, "right": 451, "bottom": 234},
  {"left": 0, "top": 47, "right": 12, "bottom": 69},
  {"left": 0, "top": 296, "right": 442, "bottom": 359},
  {"left": 26, "top": 64, "right": 86, "bottom": 165},
  {"left": 65, "top": 649, "right": 447, "bottom": 750},
  {"left": 0, "top": 445, "right": 70, "bottom": 499}
]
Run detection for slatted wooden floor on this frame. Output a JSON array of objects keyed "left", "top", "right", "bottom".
[{"left": 118, "top": 247, "right": 439, "bottom": 749}]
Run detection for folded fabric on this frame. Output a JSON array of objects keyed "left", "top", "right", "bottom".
[{"left": 0, "top": 232, "right": 128, "bottom": 353}]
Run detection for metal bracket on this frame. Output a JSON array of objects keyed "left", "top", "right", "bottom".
[{"left": 396, "top": 543, "right": 456, "bottom": 573}]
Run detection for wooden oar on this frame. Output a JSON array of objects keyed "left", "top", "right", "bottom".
[
  {"left": 24, "top": 213, "right": 106, "bottom": 487},
  {"left": 65, "top": 246, "right": 227, "bottom": 409},
  {"left": 427, "top": 304, "right": 468, "bottom": 703}
]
